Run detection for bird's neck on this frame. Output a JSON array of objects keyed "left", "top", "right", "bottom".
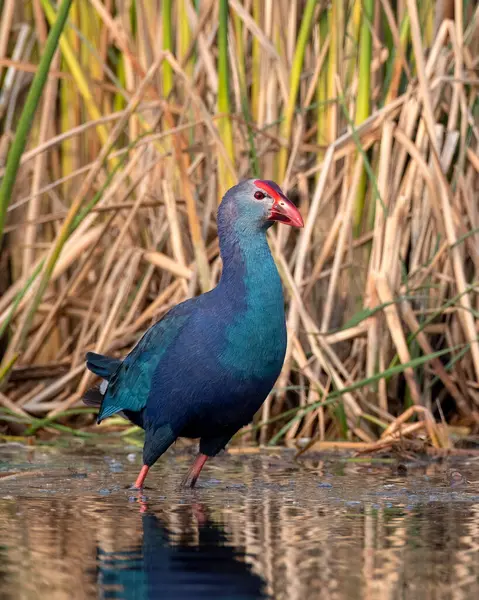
[
  {"left": 217, "top": 219, "right": 283, "bottom": 310},
  {"left": 215, "top": 215, "right": 286, "bottom": 380}
]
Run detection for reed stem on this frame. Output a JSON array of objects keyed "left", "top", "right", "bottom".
[
  {"left": 278, "top": 0, "right": 317, "bottom": 181},
  {"left": 353, "top": 0, "right": 373, "bottom": 236},
  {"left": 217, "top": 0, "right": 235, "bottom": 192},
  {"left": 0, "top": 0, "right": 73, "bottom": 243}
]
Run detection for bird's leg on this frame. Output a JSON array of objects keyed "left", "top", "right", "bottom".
[
  {"left": 181, "top": 453, "right": 208, "bottom": 488},
  {"left": 132, "top": 465, "right": 149, "bottom": 490}
]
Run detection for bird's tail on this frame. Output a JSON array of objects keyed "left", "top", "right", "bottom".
[
  {"left": 83, "top": 352, "right": 121, "bottom": 408},
  {"left": 85, "top": 351, "right": 121, "bottom": 379}
]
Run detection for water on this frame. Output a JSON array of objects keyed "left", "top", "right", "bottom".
[{"left": 1, "top": 444, "right": 479, "bottom": 599}]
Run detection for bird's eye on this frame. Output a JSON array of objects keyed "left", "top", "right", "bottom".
[{"left": 254, "top": 191, "right": 265, "bottom": 200}]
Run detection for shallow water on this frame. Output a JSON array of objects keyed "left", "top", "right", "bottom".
[{"left": 1, "top": 444, "right": 479, "bottom": 599}]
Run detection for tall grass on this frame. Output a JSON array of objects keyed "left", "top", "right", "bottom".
[
  {"left": 0, "top": 1, "right": 478, "bottom": 450},
  {"left": 0, "top": 0, "right": 73, "bottom": 240}
]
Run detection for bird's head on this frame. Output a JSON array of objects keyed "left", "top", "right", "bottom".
[{"left": 219, "top": 179, "right": 304, "bottom": 231}]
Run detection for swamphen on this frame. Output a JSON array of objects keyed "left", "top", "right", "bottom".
[{"left": 83, "top": 179, "right": 303, "bottom": 489}]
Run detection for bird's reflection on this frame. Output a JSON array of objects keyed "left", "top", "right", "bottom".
[{"left": 96, "top": 502, "right": 267, "bottom": 599}]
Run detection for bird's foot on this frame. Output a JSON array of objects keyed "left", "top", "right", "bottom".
[
  {"left": 181, "top": 453, "right": 208, "bottom": 489},
  {"left": 129, "top": 484, "right": 143, "bottom": 491},
  {"left": 180, "top": 474, "right": 197, "bottom": 489}
]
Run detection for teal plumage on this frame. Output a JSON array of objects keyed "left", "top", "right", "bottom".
[
  {"left": 219, "top": 207, "right": 286, "bottom": 379},
  {"left": 94, "top": 310, "right": 191, "bottom": 421},
  {"left": 84, "top": 179, "right": 303, "bottom": 488}
]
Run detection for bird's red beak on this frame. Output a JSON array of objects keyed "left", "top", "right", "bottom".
[
  {"left": 255, "top": 180, "right": 304, "bottom": 228},
  {"left": 268, "top": 195, "right": 304, "bottom": 228}
]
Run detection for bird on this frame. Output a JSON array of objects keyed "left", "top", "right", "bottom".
[{"left": 83, "top": 179, "right": 304, "bottom": 489}]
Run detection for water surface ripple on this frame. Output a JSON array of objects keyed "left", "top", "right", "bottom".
[{"left": 1, "top": 445, "right": 479, "bottom": 599}]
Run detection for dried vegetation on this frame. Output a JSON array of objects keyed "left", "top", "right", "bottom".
[{"left": 0, "top": 1, "right": 478, "bottom": 454}]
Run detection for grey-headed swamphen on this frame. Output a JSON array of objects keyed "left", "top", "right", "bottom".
[{"left": 84, "top": 179, "right": 304, "bottom": 488}]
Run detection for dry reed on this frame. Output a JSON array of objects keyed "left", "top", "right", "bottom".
[{"left": 0, "top": 1, "right": 478, "bottom": 452}]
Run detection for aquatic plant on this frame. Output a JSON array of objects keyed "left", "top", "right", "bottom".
[{"left": 0, "top": 1, "right": 477, "bottom": 451}]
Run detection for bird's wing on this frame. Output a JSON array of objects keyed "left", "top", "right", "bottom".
[{"left": 97, "top": 302, "right": 193, "bottom": 422}]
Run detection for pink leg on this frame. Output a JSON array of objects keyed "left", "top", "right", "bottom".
[
  {"left": 132, "top": 465, "right": 149, "bottom": 489},
  {"left": 182, "top": 453, "right": 208, "bottom": 488}
]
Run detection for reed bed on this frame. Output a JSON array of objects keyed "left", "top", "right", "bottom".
[{"left": 0, "top": 1, "right": 478, "bottom": 451}]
